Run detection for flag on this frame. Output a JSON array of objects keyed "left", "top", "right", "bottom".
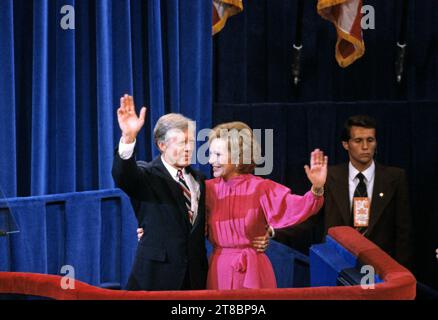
[
  {"left": 317, "top": 0, "right": 365, "bottom": 67},
  {"left": 212, "top": 0, "right": 243, "bottom": 35}
]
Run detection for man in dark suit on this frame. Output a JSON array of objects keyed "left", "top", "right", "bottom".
[
  {"left": 276, "top": 115, "right": 413, "bottom": 268},
  {"left": 112, "top": 94, "right": 208, "bottom": 291}
]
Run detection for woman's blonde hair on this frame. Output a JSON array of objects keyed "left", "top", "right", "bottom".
[{"left": 208, "top": 121, "right": 261, "bottom": 174}]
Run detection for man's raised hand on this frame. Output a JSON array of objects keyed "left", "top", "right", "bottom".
[{"left": 117, "top": 94, "right": 147, "bottom": 144}]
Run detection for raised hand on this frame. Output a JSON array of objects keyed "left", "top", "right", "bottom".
[
  {"left": 117, "top": 94, "right": 147, "bottom": 143},
  {"left": 304, "top": 149, "right": 328, "bottom": 189}
]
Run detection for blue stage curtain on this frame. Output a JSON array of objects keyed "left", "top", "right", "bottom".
[
  {"left": 0, "top": 0, "right": 17, "bottom": 198},
  {"left": 0, "top": 0, "right": 212, "bottom": 198}
]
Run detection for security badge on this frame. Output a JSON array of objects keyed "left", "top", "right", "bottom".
[{"left": 353, "top": 197, "right": 370, "bottom": 227}]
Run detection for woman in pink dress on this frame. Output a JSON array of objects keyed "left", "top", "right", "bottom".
[{"left": 206, "top": 121, "right": 327, "bottom": 290}]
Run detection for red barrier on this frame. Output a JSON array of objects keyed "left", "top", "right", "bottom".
[{"left": 0, "top": 227, "right": 416, "bottom": 300}]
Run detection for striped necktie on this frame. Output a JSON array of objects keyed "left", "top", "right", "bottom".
[{"left": 177, "top": 170, "right": 194, "bottom": 225}]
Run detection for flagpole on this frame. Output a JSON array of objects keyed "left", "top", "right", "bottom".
[
  {"left": 292, "top": 0, "right": 305, "bottom": 86},
  {"left": 395, "top": 0, "right": 409, "bottom": 84}
]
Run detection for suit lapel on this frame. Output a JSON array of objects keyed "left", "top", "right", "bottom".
[
  {"left": 151, "top": 157, "right": 191, "bottom": 232},
  {"left": 368, "top": 163, "right": 394, "bottom": 235},
  {"left": 330, "top": 164, "right": 352, "bottom": 226}
]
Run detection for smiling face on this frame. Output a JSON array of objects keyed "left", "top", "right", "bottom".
[
  {"left": 208, "top": 138, "right": 239, "bottom": 180},
  {"left": 342, "top": 126, "right": 377, "bottom": 171},
  {"left": 159, "top": 128, "right": 195, "bottom": 169}
]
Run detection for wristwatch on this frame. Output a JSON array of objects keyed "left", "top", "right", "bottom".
[{"left": 311, "top": 185, "right": 324, "bottom": 197}]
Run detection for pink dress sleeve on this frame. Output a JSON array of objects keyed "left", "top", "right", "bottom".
[{"left": 259, "top": 179, "right": 324, "bottom": 229}]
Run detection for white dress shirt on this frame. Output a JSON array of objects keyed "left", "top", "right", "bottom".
[
  {"left": 118, "top": 138, "right": 200, "bottom": 223},
  {"left": 348, "top": 161, "right": 375, "bottom": 208}
]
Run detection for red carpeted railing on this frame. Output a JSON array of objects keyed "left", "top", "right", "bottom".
[{"left": 0, "top": 227, "right": 416, "bottom": 300}]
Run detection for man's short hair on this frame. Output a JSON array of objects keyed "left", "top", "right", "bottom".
[
  {"left": 341, "top": 115, "right": 377, "bottom": 142},
  {"left": 153, "top": 113, "right": 193, "bottom": 148}
]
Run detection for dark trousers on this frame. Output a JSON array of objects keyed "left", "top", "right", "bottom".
[{"left": 180, "top": 269, "right": 192, "bottom": 290}]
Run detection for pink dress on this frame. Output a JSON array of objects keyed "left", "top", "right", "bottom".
[{"left": 206, "top": 174, "right": 323, "bottom": 290}]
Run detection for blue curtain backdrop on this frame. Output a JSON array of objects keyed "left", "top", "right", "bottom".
[{"left": 0, "top": 0, "right": 212, "bottom": 198}]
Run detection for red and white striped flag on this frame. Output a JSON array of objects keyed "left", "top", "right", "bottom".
[
  {"left": 212, "top": 0, "right": 243, "bottom": 35},
  {"left": 317, "top": 0, "right": 365, "bottom": 67}
]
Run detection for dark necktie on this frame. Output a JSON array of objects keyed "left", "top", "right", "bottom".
[
  {"left": 177, "top": 170, "right": 194, "bottom": 225},
  {"left": 354, "top": 172, "right": 367, "bottom": 198}
]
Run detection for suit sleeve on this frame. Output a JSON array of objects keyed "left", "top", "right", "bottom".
[
  {"left": 395, "top": 170, "right": 413, "bottom": 268},
  {"left": 112, "top": 148, "right": 150, "bottom": 200}
]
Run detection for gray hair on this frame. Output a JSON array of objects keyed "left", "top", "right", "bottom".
[{"left": 153, "top": 113, "right": 193, "bottom": 148}]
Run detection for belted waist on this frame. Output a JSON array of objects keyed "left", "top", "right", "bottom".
[
  {"left": 212, "top": 246, "right": 262, "bottom": 289},
  {"left": 212, "top": 246, "right": 255, "bottom": 254}
]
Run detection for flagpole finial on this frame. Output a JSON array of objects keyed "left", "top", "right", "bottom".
[{"left": 395, "top": 42, "right": 407, "bottom": 84}]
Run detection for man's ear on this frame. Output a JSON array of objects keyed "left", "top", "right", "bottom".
[
  {"left": 342, "top": 141, "right": 349, "bottom": 151},
  {"left": 158, "top": 141, "right": 167, "bottom": 153}
]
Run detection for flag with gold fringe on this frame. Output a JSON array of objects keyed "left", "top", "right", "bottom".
[
  {"left": 317, "top": 0, "right": 365, "bottom": 67},
  {"left": 212, "top": 0, "right": 243, "bottom": 35}
]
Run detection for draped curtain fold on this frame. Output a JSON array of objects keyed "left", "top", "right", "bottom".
[
  {"left": 0, "top": 1, "right": 17, "bottom": 198},
  {"left": 0, "top": 0, "right": 212, "bottom": 198}
]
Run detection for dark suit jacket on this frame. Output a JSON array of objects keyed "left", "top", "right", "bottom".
[
  {"left": 112, "top": 151, "right": 208, "bottom": 291},
  {"left": 323, "top": 162, "right": 413, "bottom": 268},
  {"left": 274, "top": 162, "right": 413, "bottom": 269}
]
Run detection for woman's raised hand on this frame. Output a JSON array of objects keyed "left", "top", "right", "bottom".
[{"left": 304, "top": 149, "right": 328, "bottom": 189}]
